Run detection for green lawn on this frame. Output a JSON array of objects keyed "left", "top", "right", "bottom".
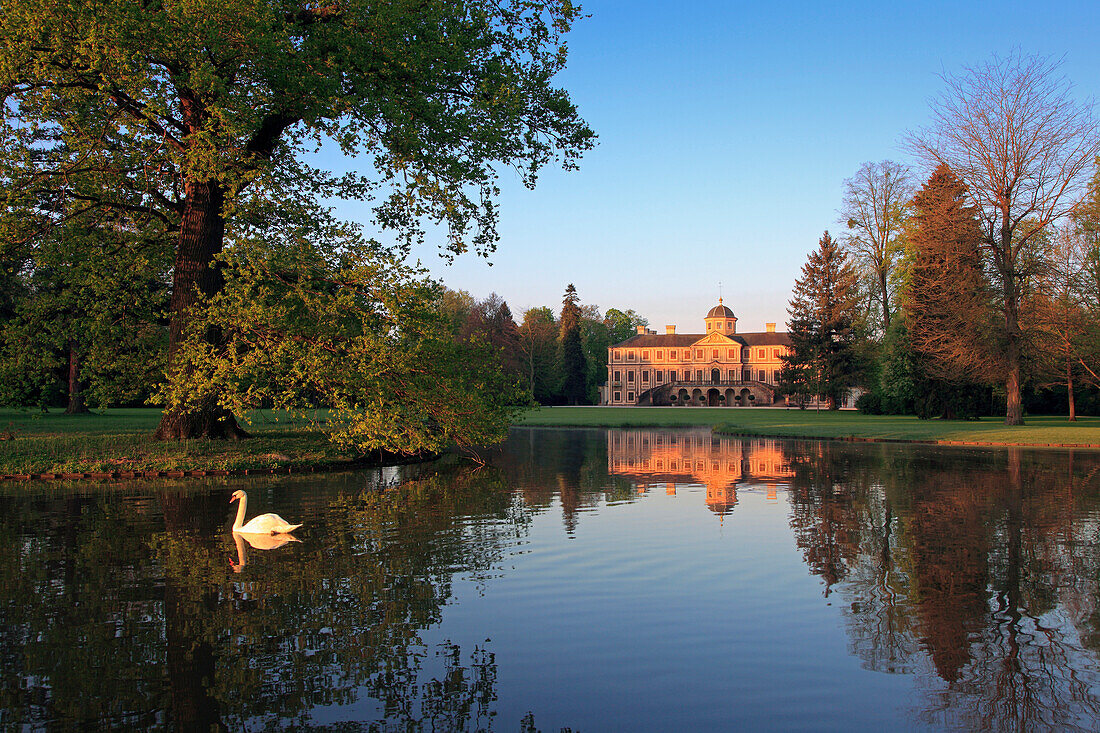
[
  {"left": 0, "top": 407, "right": 358, "bottom": 475},
  {"left": 515, "top": 406, "right": 1100, "bottom": 447},
  {"left": 5, "top": 404, "right": 1098, "bottom": 477}
]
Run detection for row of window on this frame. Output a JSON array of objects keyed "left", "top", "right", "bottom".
[
  {"left": 611, "top": 347, "right": 783, "bottom": 363},
  {"left": 611, "top": 369, "right": 775, "bottom": 384}
]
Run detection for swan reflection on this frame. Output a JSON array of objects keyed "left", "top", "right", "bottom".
[{"left": 230, "top": 529, "right": 300, "bottom": 572}]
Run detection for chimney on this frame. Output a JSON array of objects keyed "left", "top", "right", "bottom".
[
  {"left": 636, "top": 325, "right": 647, "bottom": 334},
  {"left": 665, "top": 325, "right": 676, "bottom": 334},
  {"left": 766, "top": 323, "right": 776, "bottom": 333}
]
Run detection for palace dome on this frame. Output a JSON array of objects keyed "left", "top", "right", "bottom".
[{"left": 706, "top": 300, "right": 734, "bottom": 319}]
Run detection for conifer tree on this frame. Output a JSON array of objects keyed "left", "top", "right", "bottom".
[
  {"left": 780, "top": 232, "right": 862, "bottom": 409},
  {"left": 902, "top": 164, "right": 995, "bottom": 418},
  {"left": 558, "top": 284, "right": 588, "bottom": 405}
]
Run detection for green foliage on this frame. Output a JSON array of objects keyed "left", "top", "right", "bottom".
[
  {"left": 604, "top": 308, "right": 649, "bottom": 344},
  {"left": 0, "top": 0, "right": 595, "bottom": 256},
  {"left": 558, "top": 284, "right": 587, "bottom": 405},
  {"left": 0, "top": 220, "right": 170, "bottom": 410},
  {"left": 1, "top": 0, "right": 594, "bottom": 438},
  {"left": 864, "top": 318, "right": 991, "bottom": 419},
  {"left": 579, "top": 307, "right": 609, "bottom": 404},
  {"left": 154, "top": 238, "right": 528, "bottom": 455},
  {"left": 518, "top": 306, "right": 559, "bottom": 404},
  {"left": 780, "top": 231, "right": 864, "bottom": 408}
]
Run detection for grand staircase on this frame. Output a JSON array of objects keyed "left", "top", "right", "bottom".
[{"left": 635, "top": 380, "right": 778, "bottom": 407}]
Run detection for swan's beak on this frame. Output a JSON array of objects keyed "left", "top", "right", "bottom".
[{"left": 229, "top": 495, "right": 238, "bottom": 504}]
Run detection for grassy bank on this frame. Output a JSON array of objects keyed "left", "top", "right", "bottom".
[
  {"left": 515, "top": 406, "right": 1100, "bottom": 447},
  {"left": 0, "top": 407, "right": 373, "bottom": 476}
]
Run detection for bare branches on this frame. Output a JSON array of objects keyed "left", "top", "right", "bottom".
[
  {"left": 905, "top": 53, "right": 1100, "bottom": 252},
  {"left": 839, "top": 160, "right": 914, "bottom": 335}
]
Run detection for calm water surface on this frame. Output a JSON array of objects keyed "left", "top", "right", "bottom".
[{"left": 3, "top": 428, "right": 1100, "bottom": 731}]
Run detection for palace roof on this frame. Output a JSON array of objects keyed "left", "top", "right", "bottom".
[{"left": 610, "top": 331, "right": 791, "bottom": 349}]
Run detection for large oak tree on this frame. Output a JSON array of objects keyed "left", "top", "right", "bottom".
[
  {"left": 0, "top": 0, "right": 593, "bottom": 439},
  {"left": 905, "top": 52, "right": 1100, "bottom": 425}
]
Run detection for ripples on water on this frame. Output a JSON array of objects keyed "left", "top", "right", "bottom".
[{"left": 2, "top": 427, "right": 1100, "bottom": 731}]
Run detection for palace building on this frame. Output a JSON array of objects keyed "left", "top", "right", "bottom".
[{"left": 600, "top": 300, "right": 792, "bottom": 407}]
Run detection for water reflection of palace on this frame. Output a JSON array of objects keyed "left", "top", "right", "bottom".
[{"left": 606, "top": 429, "right": 792, "bottom": 515}]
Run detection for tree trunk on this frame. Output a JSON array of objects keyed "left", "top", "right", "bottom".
[
  {"left": 998, "top": 223, "right": 1025, "bottom": 426},
  {"left": 64, "top": 338, "right": 89, "bottom": 414},
  {"left": 879, "top": 269, "right": 891, "bottom": 333},
  {"left": 154, "top": 179, "right": 249, "bottom": 441},
  {"left": 1002, "top": 262, "right": 1024, "bottom": 426},
  {"left": 1004, "top": 346, "right": 1023, "bottom": 426},
  {"left": 1067, "top": 359, "right": 1076, "bottom": 422}
]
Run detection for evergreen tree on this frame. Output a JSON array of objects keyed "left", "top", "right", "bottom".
[
  {"left": 902, "top": 164, "right": 995, "bottom": 418},
  {"left": 558, "top": 284, "right": 588, "bottom": 405},
  {"left": 780, "top": 231, "right": 862, "bottom": 409}
]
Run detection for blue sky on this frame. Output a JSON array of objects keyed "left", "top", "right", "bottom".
[{"left": 332, "top": 1, "right": 1100, "bottom": 333}]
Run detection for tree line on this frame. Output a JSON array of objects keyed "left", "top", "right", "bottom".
[
  {"left": 438, "top": 283, "right": 648, "bottom": 407},
  {"left": 779, "top": 52, "right": 1100, "bottom": 423}
]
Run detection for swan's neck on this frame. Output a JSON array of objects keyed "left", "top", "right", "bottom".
[{"left": 232, "top": 495, "right": 247, "bottom": 530}]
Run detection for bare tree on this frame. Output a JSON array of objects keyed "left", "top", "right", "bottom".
[
  {"left": 839, "top": 161, "right": 914, "bottom": 336},
  {"left": 905, "top": 52, "right": 1100, "bottom": 425},
  {"left": 1035, "top": 224, "right": 1100, "bottom": 418}
]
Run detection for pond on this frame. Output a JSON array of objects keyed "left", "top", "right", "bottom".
[{"left": 3, "top": 427, "right": 1100, "bottom": 731}]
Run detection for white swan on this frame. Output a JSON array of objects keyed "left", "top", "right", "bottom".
[{"left": 229, "top": 490, "right": 302, "bottom": 534}]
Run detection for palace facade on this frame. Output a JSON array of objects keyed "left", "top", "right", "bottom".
[{"left": 600, "top": 300, "right": 791, "bottom": 407}]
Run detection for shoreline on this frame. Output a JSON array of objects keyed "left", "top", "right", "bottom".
[
  {"left": 711, "top": 427, "right": 1100, "bottom": 450},
  {"left": 6, "top": 406, "right": 1100, "bottom": 481},
  {"left": 0, "top": 450, "right": 440, "bottom": 483},
  {"left": 515, "top": 406, "right": 1100, "bottom": 449}
]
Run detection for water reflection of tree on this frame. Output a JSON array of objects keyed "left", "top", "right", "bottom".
[
  {"left": 501, "top": 428, "right": 617, "bottom": 534},
  {"left": 0, "top": 466, "right": 530, "bottom": 730},
  {"left": 785, "top": 441, "right": 1100, "bottom": 730}
]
